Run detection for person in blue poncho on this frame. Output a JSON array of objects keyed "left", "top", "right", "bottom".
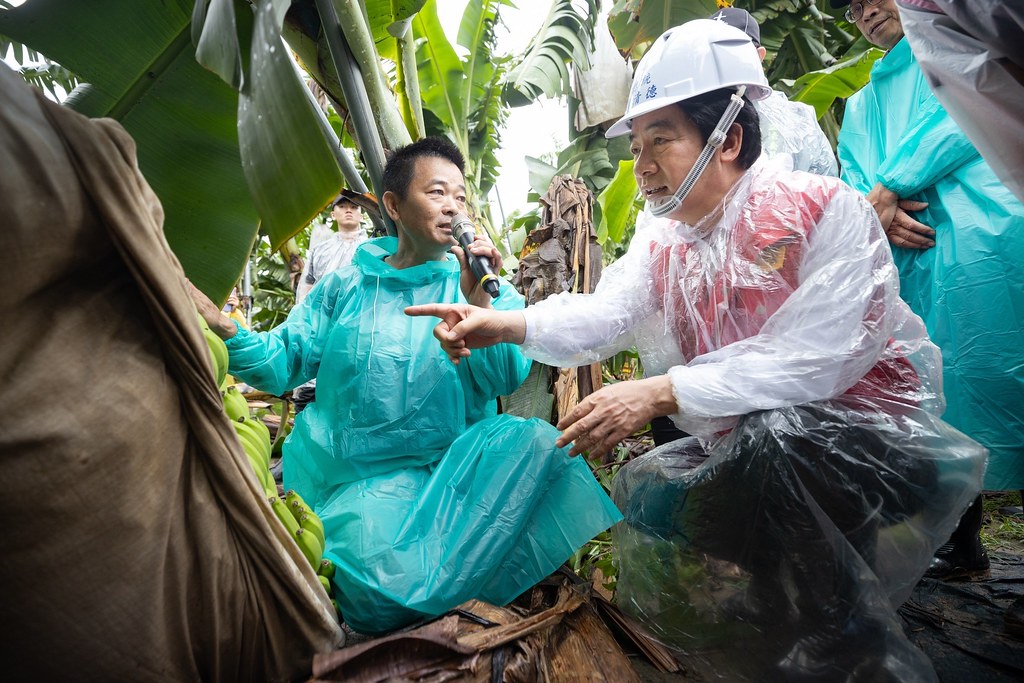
[
  {"left": 191, "top": 136, "right": 621, "bottom": 634},
  {"left": 834, "top": 0, "right": 1024, "bottom": 579}
]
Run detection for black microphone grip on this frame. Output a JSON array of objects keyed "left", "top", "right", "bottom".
[{"left": 451, "top": 214, "right": 500, "bottom": 299}]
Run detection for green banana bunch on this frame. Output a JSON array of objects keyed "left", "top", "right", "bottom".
[
  {"left": 284, "top": 489, "right": 326, "bottom": 550},
  {"left": 229, "top": 411, "right": 275, "bottom": 496},
  {"left": 317, "top": 559, "right": 336, "bottom": 580},
  {"left": 195, "top": 311, "right": 228, "bottom": 386},
  {"left": 269, "top": 495, "right": 324, "bottom": 570},
  {"left": 318, "top": 575, "right": 332, "bottom": 595},
  {"left": 233, "top": 416, "right": 271, "bottom": 471},
  {"left": 270, "top": 495, "right": 301, "bottom": 536},
  {"left": 293, "top": 528, "right": 323, "bottom": 569},
  {"left": 222, "top": 385, "right": 249, "bottom": 421},
  {"left": 299, "top": 513, "right": 325, "bottom": 551},
  {"left": 245, "top": 452, "right": 275, "bottom": 494}
]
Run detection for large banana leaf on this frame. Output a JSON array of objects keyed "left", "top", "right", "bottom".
[
  {"left": 412, "top": 0, "right": 510, "bottom": 206},
  {"left": 607, "top": 0, "right": 714, "bottom": 55},
  {"left": 596, "top": 160, "right": 638, "bottom": 247},
  {"left": 786, "top": 46, "right": 881, "bottom": 119},
  {"left": 1, "top": 0, "right": 344, "bottom": 303},
  {"left": 503, "top": 0, "right": 599, "bottom": 105}
]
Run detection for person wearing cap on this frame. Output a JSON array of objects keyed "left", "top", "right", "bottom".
[
  {"left": 191, "top": 136, "right": 621, "bottom": 634},
  {"left": 296, "top": 192, "right": 368, "bottom": 306},
  {"left": 835, "top": 0, "right": 1024, "bottom": 581},
  {"left": 290, "top": 192, "right": 369, "bottom": 415},
  {"left": 408, "top": 18, "right": 985, "bottom": 680},
  {"left": 710, "top": 6, "right": 838, "bottom": 177}
]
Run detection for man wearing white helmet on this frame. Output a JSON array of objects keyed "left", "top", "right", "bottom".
[{"left": 407, "top": 19, "right": 984, "bottom": 681}]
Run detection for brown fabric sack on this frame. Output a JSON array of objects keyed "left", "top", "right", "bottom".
[{"left": 0, "top": 65, "right": 342, "bottom": 681}]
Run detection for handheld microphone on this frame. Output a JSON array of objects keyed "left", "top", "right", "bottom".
[{"left": 451, "top": 213, "right": 500, "bottom": 299}]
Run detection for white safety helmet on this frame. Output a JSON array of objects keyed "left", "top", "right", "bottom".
[{"left": 606, "top": 19, "right": 771, "bottom": 139}]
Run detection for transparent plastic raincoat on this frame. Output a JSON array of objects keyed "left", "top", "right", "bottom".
[
  {"left": 755, "top": 90, "right": 838, "bottom": 176},
  {"left": 838, "top": 37, "right": 1024, "bottom": 491},
  {"left": 521, "top": 160, "right": 987, "bottom": 681},
  {"left": 225, "top": 237, "right": 621, "bottom": 633},
  {"left": 898, "top": 0, "right": 1024, "bottom": 203}
]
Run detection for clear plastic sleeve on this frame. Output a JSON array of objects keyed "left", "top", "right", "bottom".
[
  {"left": 898, "top": 0, "right": 1024, "bottom": 202},
  {"left": 522, "top": 159, "right": 944, "bottom": 440},
  {"left": 755, "top": 90, "right": 839, "bottom": 177}
]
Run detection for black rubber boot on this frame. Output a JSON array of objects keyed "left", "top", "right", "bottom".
[{"left": 924, "top": 495, "right": 990, "bottom": 580}]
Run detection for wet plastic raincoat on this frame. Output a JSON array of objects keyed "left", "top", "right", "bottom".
[
  {"left": 225, "top": 237, "right": 621, "bottom": 633},
  {"left": 838, "top": 37, "right": 1024, "bottom": 491},
  {"left": 898, "top": 0, "right": 1024, "bottom": 202},
  {"left": 520, "top": 160, "right": 986, "bottom": 681},
  {"left": 755, "top": 89, "right": 838, "bottom": 176}
]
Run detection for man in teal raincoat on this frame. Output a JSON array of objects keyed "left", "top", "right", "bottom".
[
  {"left": 835, "top": 0, "right": 1024, "bottom": 576},
  {"left": 193, "top": 137, "right": 621, "bottom": 633}
]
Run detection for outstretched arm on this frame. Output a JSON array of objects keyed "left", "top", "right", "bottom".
[{"left": 404, "top": 303, "right": 526, "bottom": 364}]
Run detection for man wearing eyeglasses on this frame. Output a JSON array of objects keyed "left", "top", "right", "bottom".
[{"left": 835, "top": 0, "right": 1024, "bottom": 584}]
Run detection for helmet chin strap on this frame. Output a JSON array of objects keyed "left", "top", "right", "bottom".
[{"left": 649, "top": 86, "right": 748, "bottom": 219}]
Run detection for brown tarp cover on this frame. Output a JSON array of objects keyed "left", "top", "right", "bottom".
[{"left": 0, "top": 65, "right": 342, "bottom": 681}]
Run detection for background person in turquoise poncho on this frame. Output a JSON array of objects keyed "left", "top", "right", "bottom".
[
  {"left": 192, "top": 136, "right": 621, "bottom": 634},
  {"left": 834, "top": 0, "right": 1024, "bottom": 578}
]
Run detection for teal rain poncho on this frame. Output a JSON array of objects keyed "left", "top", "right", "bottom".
[
  {"left": 225, "top": 237, "right": 621, "bottom": 633},
  {"left": 838, "top": 38, "right": 1024, "bottom": 490}
]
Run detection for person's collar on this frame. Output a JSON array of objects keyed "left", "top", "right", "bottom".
[
  {"left": 354, "top": 237, "right": 457, "bottom": 285},
  {"left": 878, "top": 35, "right": 910, "bottom": 66}
]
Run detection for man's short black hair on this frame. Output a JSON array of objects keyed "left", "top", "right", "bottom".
[
  {"left": 677, "top": 89, "right": 762, "bottom": 170},
  {"left": 382, "top": 136, "right": 466, "bottom": 200}
]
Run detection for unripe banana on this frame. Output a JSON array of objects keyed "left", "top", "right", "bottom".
[
  {"left": 203, "top": 327, "right": 229, "bottom": 385},
  {"left": 243, "top": 451, "right": 274, "bottom": 493},
  {"left": 299, "top": 512, "right": 325, "bottom": 549},
  {"left": 317, "top": 558, "right": 336, "bottom": 579},
  {"left": 222, "top": 385, "right": 249, "bottom": 421},
  {"left": 234, "top": 417, "right": 271, "bottom": 469},
  {"left": 234, "top": 424, "right": 269, "bottom": 472},
  {"left": 248, "top": 416, "right": 272, "bottom": 443},
  {"left": 269, "top": 496, "right": 301, "bottom": 537},
  {"left": 318, "top": 575, "right": 331, "bottom": 595},
  {"left": 285, "top": 489, "right": 312, "bottom": 516},
  {"left": 294, "top": 527, "right": 323, "bottom": 568}
]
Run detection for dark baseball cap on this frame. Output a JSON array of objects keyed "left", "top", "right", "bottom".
[
  {"left": 709, "top": 7, "right": 761, "bottom": 47},
  {"left": 829, "top": 0, "right": 851, "bottom": 7}
]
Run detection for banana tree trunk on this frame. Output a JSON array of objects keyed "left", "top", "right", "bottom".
[
  {"left": 331, "top": 0, "right": 412, "bottom": 150},
  {"left": 396, "top": 24, "right": 425, "bottom": 141},
  {"left": 313, "top": 0, "right": 388, "bottom": 207}
]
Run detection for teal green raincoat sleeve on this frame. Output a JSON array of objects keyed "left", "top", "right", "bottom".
[
  {"left": 224, "top": 269, "right": 354, "bottom": 395},
  {"left": 875, "top": 99, "right": 980, "bottom": 197},
  {"left": 459, "top": 284, "right": 532, "bottom": 407}
]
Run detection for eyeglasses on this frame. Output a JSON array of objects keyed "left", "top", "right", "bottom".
[{"left": 845, "top": 0, "right": 882, "bottom": 23}]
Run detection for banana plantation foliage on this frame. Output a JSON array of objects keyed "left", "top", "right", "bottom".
[{"left": 1, "top": 0, "right": 877, "bottom": 304}]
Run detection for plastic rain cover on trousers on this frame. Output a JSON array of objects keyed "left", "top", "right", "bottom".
[
  {"left": 755, "top": 90, "right": 838, "bottom": 177},
  {"left": 225, "top": 237, "right": 622, "bottom": 634},
  {"left": 520, "top": 159, "right": 987, "bottom": 681},
  {"left": 897, "top": 0, "right": 1024, "bottom": 203},
  {"left": 838, "top": 37, "right": 1024, "bottom": 491}
]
